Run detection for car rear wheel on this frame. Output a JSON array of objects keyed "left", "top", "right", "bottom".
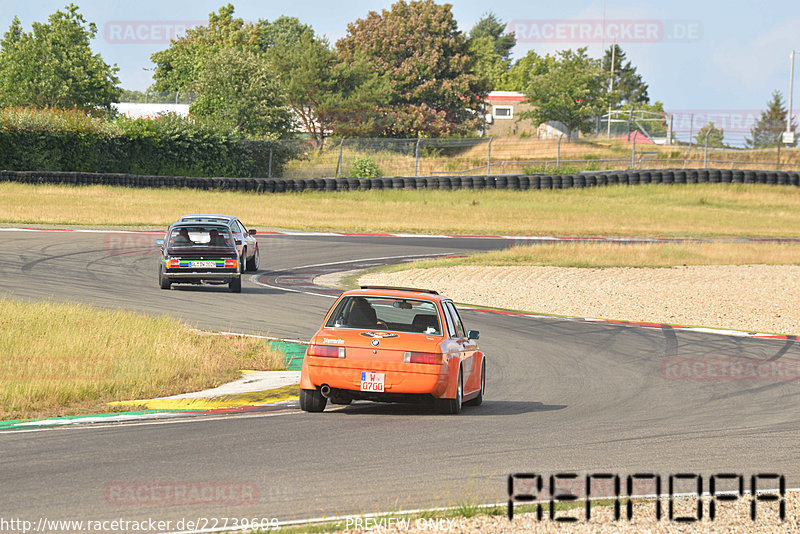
[
  {"left": 464, "top": 359, "right": 485, "bottom": 407},
  {"left": 229, "top": 276, "right": 242, "bottom": 293},
  {"left": 246, "top": 246, "right": 260, "bottom": 271},
  {"left": 435, "top": 369, "right": 462, "bottom": 414},
  {"left": 300, "top": 388, "right": 327, "bottom": 412},
  {"left": 158, "top": 265, "right": 171, "bottom": 290}
]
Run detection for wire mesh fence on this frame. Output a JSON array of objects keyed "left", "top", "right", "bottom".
[{"left": 274, "top": 136, "right": 800, "bottom": 178}]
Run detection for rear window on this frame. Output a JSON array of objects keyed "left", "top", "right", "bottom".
[
  {"left": 326, "top": 296, "right": 442, "bottom": 335},
  {"left": 167, "top": 226, "right": 235, "bottom": 249}
]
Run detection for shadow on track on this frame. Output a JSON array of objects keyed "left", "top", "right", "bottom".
[{"left": 328, "top": 400, "right": 567, "bottom": 417}]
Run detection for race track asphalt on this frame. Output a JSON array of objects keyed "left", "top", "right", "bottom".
[{"left": 1, "top": 229, "right": 799, "bottom": 526}]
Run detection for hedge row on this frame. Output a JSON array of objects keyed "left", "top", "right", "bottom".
[
  {"left": 0, "top": 121, "right": 296, "bottom": 178},
  {"left": 1, "top": 168, "right": 799, "bottom": 192}
]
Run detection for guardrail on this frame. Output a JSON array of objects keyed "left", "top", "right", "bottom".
[{"left": 1, "top": 168, "right": 799, "bottom": 192}]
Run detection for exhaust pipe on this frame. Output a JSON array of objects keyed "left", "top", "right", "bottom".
[{"left": 320, "top": 384, "right": 331, "bottom": 398}]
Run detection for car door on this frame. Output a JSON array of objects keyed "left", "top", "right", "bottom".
[
  {"left": 234, "top": 219, "right": 255, "bottom": 258},
  {"left": 443, "top": 301, "right": 476, "bottom": 389}
]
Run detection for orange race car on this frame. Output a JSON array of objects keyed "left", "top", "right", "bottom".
[{"left": 300, "top": 286, "right": 486, "bottom": 414}]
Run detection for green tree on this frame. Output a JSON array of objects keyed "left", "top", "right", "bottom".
[
  {"left": 519, "top": 47, "right": 607, "bottom": 137},
  {"left": 150, "top": 4, "right": 258, "bottom": 93},
  {"left": 336, "top": 0, "right": 488, "bottom": 137},
  {"left": 469, "top": 12, "right": 515, "bottom": 61},
  {"left": 256, "top": 17, "right": 359, "bottom": 146},
  {"left": 602, "top": 45, "right": 649, "bottom": 106},
  {"left": 745, "top": 90, "right": 797, "bottom": 148},
  {"left": 467, "top": 12, "right": 515, "bottom": 89},
  {"left": 695, "top": 121, "right": 725, "bottom": 147},
  {"left": 496, "top": 50, "right": 555, "bottom": 92},
  {"left": 189, "top": 47, "right": 292, "bottom": 138},
  {"left": 256, "top": 16, "right": 314, "bottom": 49},
  {"left": 468, "top": 36, "right": 509, "bottom": 89},
  {"left": 0, "top": 4, "right": 120, "bottom": 111}
]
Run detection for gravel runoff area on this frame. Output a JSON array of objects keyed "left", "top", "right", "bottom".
[
  {"left": 334, "top": 492, "right": 797, "bottom": 533},
  {"left": 359, "top": 265, "right": 800, "bottom": 336}
]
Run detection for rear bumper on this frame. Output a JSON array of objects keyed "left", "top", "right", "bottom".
[
  {"left": 164, "top": 270, "right": 240, "bottom": 281},
  {"left": 303, "top": 358, "right": 449, "bottom": 397}
]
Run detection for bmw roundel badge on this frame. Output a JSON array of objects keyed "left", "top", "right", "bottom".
[{"left": 371, "top": 339, "right": 380, "bottom": 347}]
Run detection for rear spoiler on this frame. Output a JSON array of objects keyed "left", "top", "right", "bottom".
[{"left": 359, "top": 285, "right": 439, "bottom": 295}]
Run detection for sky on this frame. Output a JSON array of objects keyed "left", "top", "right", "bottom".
[{"left": 1, "top": 0, "right": 799, "bottom": 142}]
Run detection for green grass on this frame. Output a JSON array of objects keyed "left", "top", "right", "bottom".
[
  {"left": 370, "top": 241, "right": 800, "bottom": 270},
  {"left": 0, "top": 298, "right": 286, "bottom": 420},
  {"left": 3, "top": 182, "right": 800, "bottom": 237}
]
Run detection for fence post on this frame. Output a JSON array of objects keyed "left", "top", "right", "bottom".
[
  {"left": 631, "top": 132, "right": 636, "bottom": 169},
  {"left": 414, "top": 138, "right": 421, "bottom": 177},
  {"left": 487, "top": 136, "right": 494, "bottom": 175},
  {"left": 336, "top": 138, "right": 345, "bottom": 177},
  {"left": 268, "top": 147, "right": 273, "bottom": 178},
  {"left": 556, "top": 134, "right": 564, "bottom": 168},
  {"left": 703, "top": 129, "right": 710, "bottom": 169}
]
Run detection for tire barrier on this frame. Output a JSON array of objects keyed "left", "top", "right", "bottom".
[{"left": 2, "top": 168, "right": 800, "bottom": 193}]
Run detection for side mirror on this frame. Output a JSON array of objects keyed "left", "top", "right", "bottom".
[
  {"left": 156, "top": 239, "right": 164, "bottom": 245},
  {"left": 249, "top": 229, "right": 257, "bottom": 236},
  {"left": 467, "top": 330, "right": 480, "bottom": 340}
]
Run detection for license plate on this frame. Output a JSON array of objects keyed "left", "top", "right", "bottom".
[
  {"left": 191, "top": 261, "right": 216, "bottom": 268},
  {"left": 360, "top": 371, "right": 385, "bottom": 392}
]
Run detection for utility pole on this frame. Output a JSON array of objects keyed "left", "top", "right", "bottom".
[
  {"left": 785, "top": 50, "right": 797, "bottom": 145},
  {"left": 607, "top": 44, "right": 616, "bottom": 138}
]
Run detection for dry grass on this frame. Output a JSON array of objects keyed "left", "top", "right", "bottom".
[
  {"left": 3, "top": 182, "right": 800, "bottom": 238},
  {"left": 0, "top": 298, "right": 286, "bottom": 420},
  {"left": 283, "top": 137, "right": 800, "bottom": 177},
  {"left": 384, "top": 241, "right": 800, "bottom": 270}
]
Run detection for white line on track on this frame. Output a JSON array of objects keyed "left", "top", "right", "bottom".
[
  {"left": 251, "top": 253, "right": 453, "bottom": 298},
  {"left": 0, "top": 405, "right": 302, "bottom": 434}
]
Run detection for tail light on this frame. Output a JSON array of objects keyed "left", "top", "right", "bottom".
[
  {"left": 309, "top": 345, "right": 346, "bottom": 358},
  {"left": 225, "top": 259, "right": 238, "bottom": 269},
  {"left": 404, "top": 352, "right": 441, "bottom": 364},
  {"left": 166, "top": 259, "right": 180, "bottom": 268}
]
